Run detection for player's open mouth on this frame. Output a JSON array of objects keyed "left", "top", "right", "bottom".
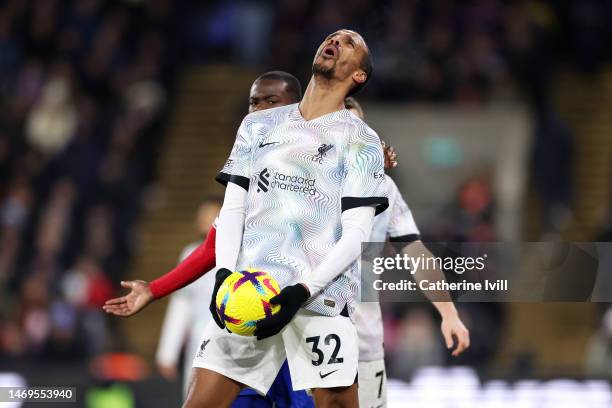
[{"left": 322, "top": 44, "right": 338, "bottom": 59}]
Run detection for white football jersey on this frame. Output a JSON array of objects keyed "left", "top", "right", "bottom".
[
  {"left": 176, "top": 243, "right": 216, "bottom": 364},
  {"left": 217, "top": 104, "right": 388, "bottom": 316},
  {"left": 156, "top": 241, "right": 217, "bottom": 395},
  {"left": 354, "top": 175, "right": 421, "bottom": 361}
]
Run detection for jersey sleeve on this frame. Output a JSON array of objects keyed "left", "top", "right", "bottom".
[
  {"left": 386, "top": 178, "right": 421, "bottom": 242},
  {"left": 341, "top": 126, "right": 389, "bottom": 215},
  {"left": 216, "top": 118, "right": 253, "bottom": 190}
]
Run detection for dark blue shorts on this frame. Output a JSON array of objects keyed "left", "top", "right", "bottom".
[{"left": 231, "top": 361, "right": 314, "bottom": 408}]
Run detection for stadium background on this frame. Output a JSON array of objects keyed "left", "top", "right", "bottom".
[{"left": 0, "top": 0, "right": 611, "bottom": 406}]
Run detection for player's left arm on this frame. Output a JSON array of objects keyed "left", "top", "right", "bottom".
[
  {"left": 387, "top": 181, "right": 470, "bottom": 356},
  {"left": 404, "top": 241, "right": 470, "bottom": 357},
  {"left": 255, "top": 206, "right": 376, "bottom": 340},
  {"left": 255, "top": 127, "right": 389, "bottom": 340}
]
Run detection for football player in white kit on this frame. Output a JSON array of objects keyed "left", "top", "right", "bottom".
[
  {"left": 156, "top": 201, "right": 220, "bottom": 395},
  {"left": 344, "top": 97, "right": 470, "bottom": 408},
  {"left": 103, "top": 70, "right": 395, "bottom": 408},
  {"left": 187, "top": 30, "right": 388, "bottom": 408}
]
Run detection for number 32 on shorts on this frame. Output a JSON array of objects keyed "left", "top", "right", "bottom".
[{"left": 305, "top": 334, "right": 343, "bottom": 366}]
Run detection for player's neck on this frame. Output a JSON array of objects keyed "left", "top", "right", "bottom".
[{"left": 299, "top": 76, "right": 347, "bottom": 121}]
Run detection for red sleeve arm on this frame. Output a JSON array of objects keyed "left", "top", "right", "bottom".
[{"left": 149, "top": 226, "right": 217, "bottom": 299}]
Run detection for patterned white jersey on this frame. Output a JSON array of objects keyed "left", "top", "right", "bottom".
[
  {"left": 217, "top": 103, "right": 388, "bottom": 316},
  {"left": 369, "top": 176, "right": 420, "bottom": 243},
  {"left": 354, "top": 175, "right": 421, "bottom": 361}
]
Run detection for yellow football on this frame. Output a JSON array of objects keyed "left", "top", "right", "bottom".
[{"left": 215, "top": 269, "right": 281, "bottom": 336}]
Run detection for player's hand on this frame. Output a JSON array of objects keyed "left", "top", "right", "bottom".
[
  {"left": 441, "top": 313, "right": 470, "bottom": 357},
  {"left": 103, "top": 280, "right": 154, "bottom": 317},
  {"left": 254, "top": 283, "right": 310, "bottom": 340},
  {"left": 382, "top": 140, "right": 397, "bottom": 169},
  {"left": 210, "top": 268, "right": 233, "bottom": 329}
]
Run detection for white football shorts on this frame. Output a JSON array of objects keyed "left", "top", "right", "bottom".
[
  {"left": 358, "top": 358, "right": 387, "bottom": 408},
  {"left": 192, "top": 308, "right": 358, "bottom": 395}
]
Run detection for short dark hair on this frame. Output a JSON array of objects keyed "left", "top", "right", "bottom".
[
  {"left": 255, "top": 71, "right": 302, "bottom": 102},
  {"left": 347, "top": 49, "right": 372, "bottom": 97}
]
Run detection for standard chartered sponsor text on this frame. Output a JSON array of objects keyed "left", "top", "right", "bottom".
[{"left": 271, "top": 171, "right": 317, "bottom": 195}]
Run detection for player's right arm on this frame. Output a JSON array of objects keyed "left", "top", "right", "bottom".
[{"left": 210, "top": 117, "right": 254, "bottom": 328}]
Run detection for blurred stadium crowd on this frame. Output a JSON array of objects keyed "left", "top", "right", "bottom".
[
  {"left": 0, "top": 0, "right": 176, "bottom": 360},
  {"left": 0, "top": 0, "right": 610, "bottom": 387},
  {"left": 207, "top": 0, "right": 612, "bottom": 103}
]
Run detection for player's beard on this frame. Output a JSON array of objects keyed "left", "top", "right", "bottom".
[{"left": 312, "top": 60, "right": 336, "bottom": 79}]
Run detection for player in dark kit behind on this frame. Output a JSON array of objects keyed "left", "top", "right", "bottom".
[{"left": 248, "top": 71, "right": 302, "bottom": 112}]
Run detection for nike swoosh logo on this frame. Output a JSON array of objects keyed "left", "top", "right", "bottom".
[
  {"left": 259, "top": 141, "right": 278, "bottom": 148},
  {"left": 319, "top": 369, "right": 339, "bottom": 379}
]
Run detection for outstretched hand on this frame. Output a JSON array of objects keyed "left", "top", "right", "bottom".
[
  {"left": 103, "top": 280, "right": 154, "bottom": 317},
  {"left": 441, "top": 313, "right": 470, "bottom": 357}
]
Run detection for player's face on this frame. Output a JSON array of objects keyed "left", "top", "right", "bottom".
[
  {"left": 312, "top": 30, "right": 368, "bottom": 85},
  {"left": 249, "top": 79, "right": 295, "bottom": 113}
]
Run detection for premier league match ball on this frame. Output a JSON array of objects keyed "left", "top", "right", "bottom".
[{"left": 215, "top": 269, "right": 281, "bottom": 336}]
